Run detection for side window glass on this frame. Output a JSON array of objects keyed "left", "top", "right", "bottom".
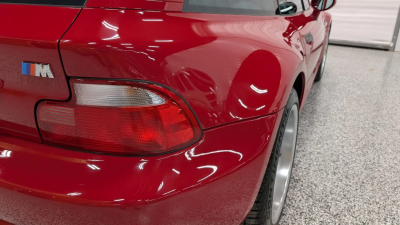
[
  {"left": 277, "top": 0, "right": 304, "bottom": 15},
  {"left": 183, "top": 0, "right": 279, "bottom": 16}
]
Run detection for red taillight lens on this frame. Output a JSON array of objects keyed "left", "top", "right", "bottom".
[{"left": 37, "top": 79, "right": 201, "bottom": 156}]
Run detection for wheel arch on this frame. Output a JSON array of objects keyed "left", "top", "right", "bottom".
[{"left": 293, "top": 72, "right": 306, "bottom": 110}]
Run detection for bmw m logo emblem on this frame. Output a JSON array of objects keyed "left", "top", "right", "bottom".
[{"left": 22, "top": 62, "right": 54, "bottom": 78}]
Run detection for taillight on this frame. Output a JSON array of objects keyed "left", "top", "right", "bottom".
[{"left": 37, "top": 79, "right": 201, "bottom": 156}]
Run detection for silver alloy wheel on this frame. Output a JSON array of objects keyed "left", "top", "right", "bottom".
[
  {"left": 320, "top": 39, "right": 329, "bottom": 75},
  {"left": 271, "top": 104, "right": 299, "bottom": 224}
]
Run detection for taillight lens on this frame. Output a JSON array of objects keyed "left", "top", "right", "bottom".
[{"left": 37, "top": 79, "right": 201, "bottom": 156}]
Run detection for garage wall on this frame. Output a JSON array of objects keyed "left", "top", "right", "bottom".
[{"left": 329, "top": 0, "right": 400, "bottom": 49}]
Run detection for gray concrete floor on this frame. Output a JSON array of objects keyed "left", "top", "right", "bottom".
[{"left": 280, "top": 46, "right": 400, "bottom": 224}]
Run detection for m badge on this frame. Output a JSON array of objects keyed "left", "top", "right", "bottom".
[{"left": 22, "top": 62, "right": 54, "bottom": 78}]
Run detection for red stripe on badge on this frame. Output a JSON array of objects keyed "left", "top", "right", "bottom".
[{"left": 30, "top": 64, "right": 35, "bottom": 76}]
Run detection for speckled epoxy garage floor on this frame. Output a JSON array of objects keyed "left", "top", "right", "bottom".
[{"left": 280, "top": 46, "right": 400, "bottom": 224}]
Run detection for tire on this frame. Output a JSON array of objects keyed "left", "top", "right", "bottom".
[
  {"left": 244, "top": 89, "right": 299, "bottom": 225},
  {"left": 314, "top": 26, "right": 331, "bottom": 82}
]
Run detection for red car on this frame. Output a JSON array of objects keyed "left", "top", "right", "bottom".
[{"left": 0, "top": 0, "right": 335, "bottom": 224}]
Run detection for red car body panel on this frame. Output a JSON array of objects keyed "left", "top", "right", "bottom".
[
  {"left": 0, "top": 5, "right": 80, "bottom": 142},
  {"left": 0, "top": 112, "right": 281, "bottom": 225},
  {"left": 60, "top": 8, "right": 310, "bottom": 129},
  {"left": 0, "top": 1, "right": 332, "bottom": 224}
]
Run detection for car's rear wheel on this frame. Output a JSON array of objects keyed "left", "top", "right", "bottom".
[{"left": 244, "top": 89, "right": 299, "bottom": 225}]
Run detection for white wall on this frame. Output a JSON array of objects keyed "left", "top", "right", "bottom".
[{"left": 329, "top": 0, "right": 400, "bottom": 48}]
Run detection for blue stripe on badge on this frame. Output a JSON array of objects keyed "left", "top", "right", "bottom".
[{"left": 22, "top": 62, "right": 30, "bottom": 75}]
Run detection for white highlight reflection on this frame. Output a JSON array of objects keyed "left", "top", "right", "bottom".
[
  {"left": 197, "top": 165, "right": 218, "bottom": 182},
  {"left": 158, "top": 181, "right": 164, "bottom": 191},
  {"left": 142, "top": 19, "right": 163, "bottom": 22},
  {"left": 256, "top": 105, "right": 266, "bottom": 111},
  {"left": 229, "top": 112, "right": 243, "bottom": 120},
  {"left": 238, "top": 99, "right": 248, "bottom": 109},
  {"left": 185, "top": 148, "right": 243, "bottom": 161},
  {"left": 87, "top": 159, "right": 103, "bottom": 162},
  {"left": 0, "top": 150, "right": 11, "bottom": 158},
  {"left": 139, "top": 162, "right": 147, "bottom": 170},
  {"left": 155, "top": 40, "right": 173, "bottom": 43},
  {"left": 103, "top": 34, "right": 120, "bottom": 41},
  {"left": 87, "top": 164, "right": 100, "bottom": 170},
  {"left": 250, "top": 84, "right": 268, "bottom": 94},
  {"left": 162, "top": 189, "right": 176, "bottom": 195},
  {"left": 67, "top": 192, "right": 81, "bottom": 196},
  {"left": 172, "top": 168, "right": 180, "bottom": 174},
  {"left": 102, "top": 21, "right": 119, "bottom": 31}
]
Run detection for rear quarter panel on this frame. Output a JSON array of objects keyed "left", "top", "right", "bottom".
[{"left": 60, "top": 9, "right": 305, "bottom": 129}]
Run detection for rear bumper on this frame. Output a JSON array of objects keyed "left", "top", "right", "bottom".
[{"left": 0, "top": 111, "right": 282, "bottom": 225}]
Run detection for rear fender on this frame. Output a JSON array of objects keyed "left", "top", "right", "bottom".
[{"left": 60, "top": 9, "right": 304, "bottom": 129}]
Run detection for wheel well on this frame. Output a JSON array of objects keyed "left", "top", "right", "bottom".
[{"left": 293, "top": 73, "right": 304, "bottom": 107}]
